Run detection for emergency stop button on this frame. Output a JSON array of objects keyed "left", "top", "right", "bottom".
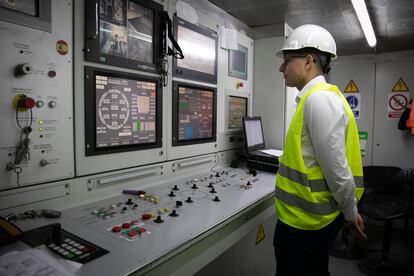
[{"left": 20, "top": 97, "right": 35, "bottom": 109}]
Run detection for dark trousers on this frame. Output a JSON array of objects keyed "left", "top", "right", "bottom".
[{"left": 273, "top": 215, "right": 344, "bottom": 276}]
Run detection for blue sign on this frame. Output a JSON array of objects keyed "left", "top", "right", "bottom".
[{"left": 346, "top": 95, "right": 359, "bottom": 109}]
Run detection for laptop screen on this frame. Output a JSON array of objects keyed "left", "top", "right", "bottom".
[{"left": 243, "top": 117, "right": 265, "bottom": 152}]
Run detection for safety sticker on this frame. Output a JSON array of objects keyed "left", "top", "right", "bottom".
[
  {"left": 255, "top": 224, "right": 265, "bottom": 245},
  {"left": 344, "top": 80, "right": 360, "bottom": 93},
  {"left": 56, "top": 40, "right": 69, "bottom": 55},
  {"left": 387, "top": 92, "right": 409, "bottom": 119},
  {"left": 346, "top": 94, "right": 360, "bottom": 119},
  {"left": 392, "top": 78, "right": 409, "bottom": 92},
  {"left": 359, "top": 131, "right": 368, "bottom": 157}
]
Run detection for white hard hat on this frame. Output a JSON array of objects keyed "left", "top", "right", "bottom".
[{"left": 277, "top": 24, "right": 337, "bottom": 59}]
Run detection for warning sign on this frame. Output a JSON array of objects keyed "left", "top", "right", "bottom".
[
  {"left": 344, "top": 80, "right": 360, "bottom": 93},
  {"left": 387, "top": 92, "right": 409, "bottom": 119},
  {"left": 255, "top": 224, "right": 265, "bottom": 245},
  {"left": 346, "top": 94, "right": 361, "bottom": 119},
  {"left": 56, "top": 40, "right": 69, "bottom": 55},
  {"left": 392, "top": 78, "right": 409, "bottom": 92}
]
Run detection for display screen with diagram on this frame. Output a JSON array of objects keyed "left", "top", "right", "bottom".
[
  {"left": 172, "top": 82, "right": 216, "bottom": 146},
  {"left": 228, "top": 96, "right": 247, "bottom": 129},
  {"left": 84, "top": 0, "right": 163, "bottom": 72},
  {"left": 84, "top": 67, "right": 162, "bottom": 155}
]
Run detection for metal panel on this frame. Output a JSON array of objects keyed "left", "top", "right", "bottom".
[
  {"left": 330, "top": 61, "right": 376, "bottom": 166},
  {"left": 373, "top": 59, "right": 414, "bottom": 167},
  {"left": 0, "top": 0, "right": 74, "bottom": 189}
]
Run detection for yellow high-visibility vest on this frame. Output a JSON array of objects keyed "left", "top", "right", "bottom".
[{"left": 275, "top": 82, "right": 364, "bottom": 230}]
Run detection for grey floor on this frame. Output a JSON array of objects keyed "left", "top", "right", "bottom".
[
  {"left": 329, "top": 222, "right": 414, "bottom": 276},
  {"left": 196, "top": 220, "right": 414, "bottom": 276}
]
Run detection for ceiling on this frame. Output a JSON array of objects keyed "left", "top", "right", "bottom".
[{"left": 208, "top": 0, "right": 414, "bottom": 56}]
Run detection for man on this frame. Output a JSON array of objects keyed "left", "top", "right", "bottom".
[{"left": 273, "top": 24, "right": 368, "bottom": 276}]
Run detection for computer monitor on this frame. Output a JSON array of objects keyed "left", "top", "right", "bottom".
[
  {"left": 173, "top": 16, "right": 218, "bottom": 84},
  {"left": 242, "top": 116, "right": 265, "bottom": 152},
  {"left": 84, "top": 0, "right": 163, "bottom": 73},
  {"left": 228, "top": 96, "right": 248, "bottom": 129},
  {"left": 172, "top": 81, "right": 216, "bottom": 146},
  {"left": 228, "top": 43, "right": 248, "bottom": 80},
  {"left": 84, "top": 67, "right": 162, "bottom": 156}
]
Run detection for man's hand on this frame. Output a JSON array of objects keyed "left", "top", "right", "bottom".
[{"left": 344, "top": 213, "right": 368, "bottom": 240}]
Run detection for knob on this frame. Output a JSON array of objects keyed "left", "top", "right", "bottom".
[
  {"left": 14, "top": 63, "right": 32, "bottom": 76},
  {"left": 172, "top": 185, "right": 179, "bottom": 191},
  {"left": 153, "top": 215, "right": 164, "bottom": 223},
  {"left": 125, "top": 198, "right": 134, "bottom": 205},
  {"left": 168, "top": 191, "right": 176, "bottom": 197},
  {"left": 185, "top": 197, "right": 193, "bottom": 203},
  {"left": 210, "top": 188, "right": 216, "bottom": 193},
  {"left": 191, "top": 184, "right": 198, "bottom": 189},
  {"left": 215, "top": 172, "right": 220, "bottom": 177},
  {"left": 169, "top": 210, "right": 179, "bottom": 217},
  {"left": 176, "top": 201, "right": 183, "bottom": 207},
  {"left": 36, "top": 100, "right": 45, "bottom": 108},
  {"left": 121, "top": 206, "right": 127, "bottom": 212},
  {"left": 207, "top": 183, "right": 213, "bottom": 188},
  {"left": 39, "top": 159, "right": 48, "bottom": 167},
  {"left": 213, "top": 196, "right": 220, "bottom": 202},
  {"left": 48, "top": 101, "right": 57, "bottom": 108}
]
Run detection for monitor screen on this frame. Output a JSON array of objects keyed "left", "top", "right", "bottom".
[
  {"left": 85, "top": 67, "right": 162, "bottom": 155},
  {"left": 173, "top": 17, "right": 218, "bottom": 83},
  {"left": 243, "top": 117, "right": 264, "bottom": 150},
  {"left": 0, "top": 0, "right": 38, "bottom": 16},
  {"left": 172, "top": 82, "right": 216, "bottom": 146},
  {"left": 228, "top": 96, "right": 247, "bottom": 129},
  {"left": 228, "top": 43, "right": 248, "bottom": 80},
  {"left": 85, "top": 0, "right": 162, "bottom": 72}
]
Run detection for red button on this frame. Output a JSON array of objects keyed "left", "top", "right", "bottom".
[
  {"left": 20, "top": 97, "right": 35, "bottom": 109},
  {"left": 131, "top": 219, "right": 138, "bottom": 225},
  {"left": 137, "top": 228, "right": 146, "bottom": 234},
  {"left": 122, "top": 223, "right": 130, "bottom": 229},
  {"left": 127, "top": 231, "right": 138, "bottom": 237},
  {"left": 48, "top": 70, "right": 56, "bottom": 78},
  {"left": 112, "top": 226, "right": 121, "bottom": 232},
  {"left": 81, "top": 247, "right": 90, "bottom": 253},
  {"left": 142, "top": 214, "right": 152, "bottom": 220}
]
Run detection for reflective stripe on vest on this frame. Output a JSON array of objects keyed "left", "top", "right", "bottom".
[
  {"left": 278, "top": 163, "right": 364, "bottom": 192},
  {"left": 274, "top": 82, "right": 364, "bottom": 230}
]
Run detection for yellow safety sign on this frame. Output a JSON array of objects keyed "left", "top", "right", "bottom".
[
  {"left": 255, "top": 224, "right": 265, "bottom": 244},
  {"left": 392, "top": 78, "right": 409, "bottom": 92},
  {"left": 344, "top": 80, "right": 360, "bottom": 93}
]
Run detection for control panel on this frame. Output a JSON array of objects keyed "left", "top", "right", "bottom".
[
  {"left": 0, "top": 1, "right": 74, "bottom": 189},
  {"left": 41, "top": 167, "right": 275, "bottom": 275}
]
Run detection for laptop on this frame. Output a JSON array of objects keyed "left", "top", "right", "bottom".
[{"left": 242, "top": 116, "right": 280, "bottom": 165}]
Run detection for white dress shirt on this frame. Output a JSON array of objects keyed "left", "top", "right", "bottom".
[{"left": 295, "top": 75, "right": 357, "bottom": 221}]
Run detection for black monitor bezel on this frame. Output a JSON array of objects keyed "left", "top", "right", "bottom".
[
  {"left": 172, "top": 16, "right": 218, "bottom": 84},
  {"left": 228, "top": 95, "right": 248, "bottom": 130},
  {"left": 84, "top": 66, "right": 162, "bottom": 156},
  {"left": 84, "top": 0, "right": 163, "bottom": 73},
  {"left": 242, "top": 116, "right": 265, "bottom": 152},
  {"left": 172, "top": 81, "right": 217, "bottom": 146}
]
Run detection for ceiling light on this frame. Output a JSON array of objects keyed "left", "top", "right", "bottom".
[{"left": 351, "top": 0, "right": 377, "bottom": 47}]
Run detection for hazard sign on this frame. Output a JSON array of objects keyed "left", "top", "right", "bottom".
[
  {"left": 387, "top": 92, "right": 409, "bottom": 119},
  {"left": 344, "top": 80, "right": 360, "bottom": 93},
  {"left": 346, "top": 94, "right": 360, "bottom": 119},
  {"left": 255, "top": 224, "right": 265, "bottom": 245},
  {"left": 392, "top": 78, "right": 409, "bottom": 92}
]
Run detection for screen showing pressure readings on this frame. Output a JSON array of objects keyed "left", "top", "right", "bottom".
[{"left": 85, "top": 67, "right": 162, "bottom": 156}]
